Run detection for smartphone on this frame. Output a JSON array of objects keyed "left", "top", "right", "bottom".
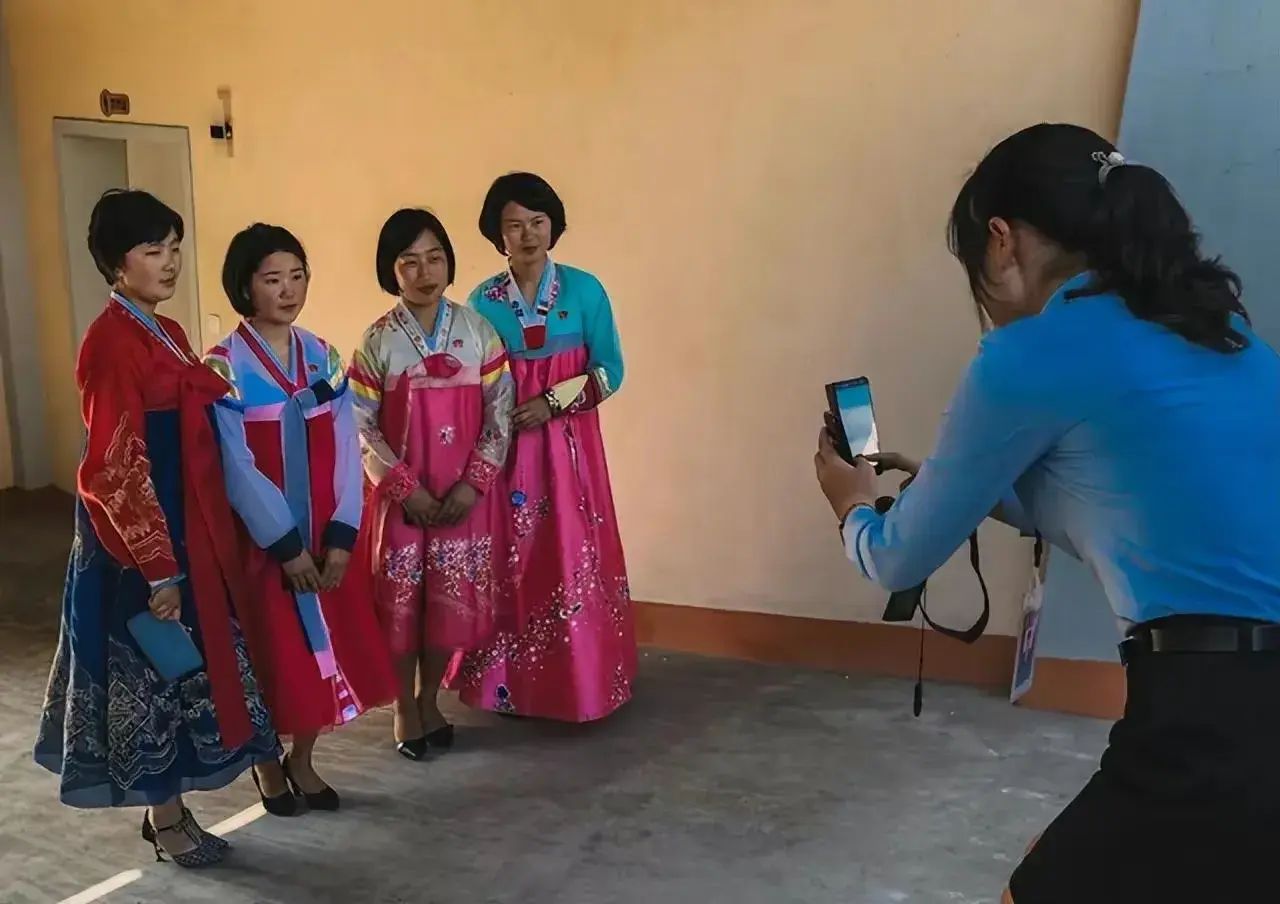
[{"left": 825, "top": 377, "right": 880, "bottom": 465}]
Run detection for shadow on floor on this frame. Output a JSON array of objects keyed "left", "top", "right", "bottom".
[{"left": 0, "top": 489, "right": 1109, "bottom": 904}]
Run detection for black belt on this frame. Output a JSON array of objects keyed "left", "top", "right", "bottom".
[{"left": 1120, "top": 622, "right": 1280, "bottom": 664}]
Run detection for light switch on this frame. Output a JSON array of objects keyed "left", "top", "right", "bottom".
[{"left": 205, "top": 313, "right": 222, "bottom": 340}]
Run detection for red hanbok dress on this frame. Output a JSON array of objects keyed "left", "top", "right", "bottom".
[
  {"left": 34, "top": 293, "right": 279, "bottom": 806},
  {"left": 206, "top": 322, "right": 395, "bottom": 735}
]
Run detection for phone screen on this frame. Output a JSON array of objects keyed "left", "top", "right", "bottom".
[{"left": 834, "top": 380, "right": 879, "bottom": 459}]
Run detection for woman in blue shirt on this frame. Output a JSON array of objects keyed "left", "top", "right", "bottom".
[{"left": 815, "top": 123, "right": 1280, "bottom": 903}]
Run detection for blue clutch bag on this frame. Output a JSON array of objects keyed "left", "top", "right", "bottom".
[{"left": 126, "top": 611, "right": 204, "bottom": 682}]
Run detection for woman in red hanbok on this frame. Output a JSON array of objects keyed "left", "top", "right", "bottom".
[{"left": 34, "top": 190, "right": 279, "bottom": 868}]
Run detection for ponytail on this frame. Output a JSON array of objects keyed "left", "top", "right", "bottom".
[
  {"left": 1083, "top": 162, "right": 1247, "bottom": 352},
  {"left": 949, "top": 123, "right": 1248, "bottom": 353}
]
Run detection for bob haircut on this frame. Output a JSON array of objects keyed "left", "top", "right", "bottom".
[
  {"left": 221, "top": 223, "right": 310, "bottom": 317},
  {"left": 87, "top": 189, "right": 184, "bottom": 285},
  {"left": 375, "top": 208, "right": 456, "bottom": 296},
  {"left": 477, "top": 172, "right": 566, "bottom": 255}
]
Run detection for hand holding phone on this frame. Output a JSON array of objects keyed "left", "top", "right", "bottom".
[
  {"left": 815, "top": 425, "right": 879, "bottom": 520},
  {"left": 864, "top": 451, "right": 919, "bottom": 477}
]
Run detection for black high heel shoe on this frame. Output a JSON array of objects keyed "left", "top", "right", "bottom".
[
  {"left": 424, "top": 723, "right": 455, "bottom": 751},
  {"left": 141, "top": 811, "right": 225, "bottom": 868},
  {"left": 396, "top": 735, "right": 429, "bottom": 761},
  {"left": 283, "top": 753, "right": 340, "bottom": 811},
  {"left": 252, "top": 761, "right": 300, "bottom": 817}
]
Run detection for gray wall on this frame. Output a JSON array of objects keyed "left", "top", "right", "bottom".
[{"left": 1038, "top": 0, "right": 1280, "bottom": 660}]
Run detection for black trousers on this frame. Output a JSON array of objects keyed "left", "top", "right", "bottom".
[{"left": 1009, "top": 618, "right": 1280, "bottom": 903}]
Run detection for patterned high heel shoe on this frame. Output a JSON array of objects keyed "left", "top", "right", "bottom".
[
  {"left": 179, "top": 807, "right": 230, "bottom": 852},
  {"left": 283, "top": 753, "right": 340, "bottom": 811},
  {"left": 141, "top": 811, "right": 225, "bottom": 868}
]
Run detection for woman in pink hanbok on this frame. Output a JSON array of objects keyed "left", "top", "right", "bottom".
[
  {"left": 457, "top": 172, "right": 635, "bottom": 723},
  {"left": 348, "top": 209, "right": 516, "bottom": 759}
]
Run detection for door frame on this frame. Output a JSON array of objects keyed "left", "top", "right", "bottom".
[{"left": 51, "top": 117, "right": 200, "bottom": 362}]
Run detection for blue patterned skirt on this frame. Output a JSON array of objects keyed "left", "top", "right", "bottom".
[{"left": 33, "top": 410, "right": 279, "bottom": 808}]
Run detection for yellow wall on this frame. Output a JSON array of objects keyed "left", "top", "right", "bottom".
[{"left": 2, "top": 0, "right": 1137, "bottom": 629}]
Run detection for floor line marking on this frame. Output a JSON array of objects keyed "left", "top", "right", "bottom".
[{"left": 56, "top": 802, "right": 265, "bottom": 904}]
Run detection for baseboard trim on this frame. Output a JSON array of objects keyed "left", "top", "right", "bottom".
[
  {"left": 1015, "top": 656, "right": 1125, "bottom": 720},
  {"left": 634, "top": 601, "right": 1124, "bottom": 720}
]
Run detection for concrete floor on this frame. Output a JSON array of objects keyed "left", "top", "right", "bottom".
[{"left": 0, "top": 488, "right": 1109, "bottom": 904}]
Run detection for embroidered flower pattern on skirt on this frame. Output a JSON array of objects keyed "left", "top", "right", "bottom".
[
  {"left": 458, "top": 539, "right": 629, "bottom": 686},
  {"left": 494, "top": 684, "right": 516, "bottom": 713},
  {"left": 381, "top": 544, "right": 425, "bottom": 610},
  {"left": 512, "top": 495, "right": 551, "bottom": 540},
  {"left": 609, "top": 661, "right": 631, "bottom": 709},
  {"left": 577, "top": 495, "right": 606, "bottom": 527},
  {"left": 425, "top": 535, "right": 495, "bottom": 602},
  {"left": 37, "top": 630, "right": 276, "bottom": 796},
  {"left": 376, "top": 544, "right": 426, "bottom": 652}
]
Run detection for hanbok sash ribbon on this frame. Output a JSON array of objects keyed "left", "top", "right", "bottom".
[
  {"left": 237, "top": 321, "right": 337, "bottom": 679},
  {"left": 281, "top": 381, "right": 338, "bottom": 680},
  {"left": 112, "top": 294, "right": 255, "bottom": 747}
]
